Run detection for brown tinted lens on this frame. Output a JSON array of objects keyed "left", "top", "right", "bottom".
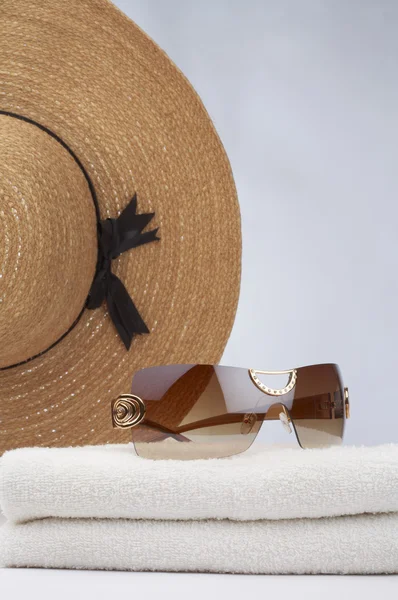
[
  {"left": 290, "top": 364, "right": 345, "bottom": 448},
  {"left": 130, "top": 364, "right": 263, "bottom": 459}
]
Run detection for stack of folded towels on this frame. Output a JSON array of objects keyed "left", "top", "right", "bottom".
[{"left": 0, "top": 443, "right": 397, "bottom": 574}]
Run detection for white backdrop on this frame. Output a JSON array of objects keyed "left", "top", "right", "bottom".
[{"left": 113, "top": 0, "right": 398, "bottom": 446}]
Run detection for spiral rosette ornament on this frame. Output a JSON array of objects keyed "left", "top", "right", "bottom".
[{"left": 111, "top": 394, "right": 146, "bottom": 429}]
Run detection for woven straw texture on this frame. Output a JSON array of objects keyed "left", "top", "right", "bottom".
[{"left": 0, "top": 0, "right": 241, "bottom": 453}]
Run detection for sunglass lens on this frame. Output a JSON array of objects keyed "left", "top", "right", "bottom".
[
  {"left": 130, "top": 364, "right": 263, "bottom": 459},
  {"left": 290, "top": 364, "right": 345, "bottom": 448}
]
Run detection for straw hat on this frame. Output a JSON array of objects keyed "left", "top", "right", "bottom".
[{"left": 0, "top": 0, "right": 241, "bottom": 453}]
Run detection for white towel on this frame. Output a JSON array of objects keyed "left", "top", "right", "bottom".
[
  {"left": 1, "top": 513, "right": 397, "bottom": 574},
  {"left": 1, "top": 443, "right": 397, "bottom": 523}
]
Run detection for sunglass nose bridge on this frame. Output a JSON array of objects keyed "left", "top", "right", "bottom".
[
  {"left": 263, "top": 403, "right": 293, "bottom": 434},
  {"left": 241, "top": 413, "right": 257, "bottom": 435},
  {"left": 278, "top": 406, "right": 292, "bottom": 434}
]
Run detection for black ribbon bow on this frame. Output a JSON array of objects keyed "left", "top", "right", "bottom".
[{"left": 87, "top": 193, "right": 159, "bottom": 350}]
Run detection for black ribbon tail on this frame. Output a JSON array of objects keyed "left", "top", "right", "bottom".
[
  {"left": 87, "top": 193, "right": 159, "bottom": 349},
  {"left": 119, "top": 191, "right": 138, "bottom": 222},
  {"left": 86, "top": 269, "right": 108, "bottom": 309},
  {"left": 117, "top": 194, "right": 159, "bottom": 254},
  {"left": 132, "top": 227, "right": 160, "bottom": 248},
  {"left": 106, "top": 273, "right": 149, "bottom": 350}
]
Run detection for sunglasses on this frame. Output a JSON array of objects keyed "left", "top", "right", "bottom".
[{"left": 111, "top": 363, "right": 350, "bottom": 460}]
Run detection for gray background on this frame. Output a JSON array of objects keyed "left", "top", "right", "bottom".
[
  {"left": 114, "top": 0, "right": 398, "bottom": 446},
  {"left": 1, "top": 2, "right": 397, "bottom": 595}
]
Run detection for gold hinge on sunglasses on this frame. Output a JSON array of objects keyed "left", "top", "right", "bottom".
[{"left": 344, "top": 387, "right": 350, "bottom": 419}]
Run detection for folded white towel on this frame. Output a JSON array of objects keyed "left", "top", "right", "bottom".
[
  {"left": 1, "top": 513, "right": 397, "bottom": 574},
  {"left": 1, "top": 443, "right": 397, "bottom": 523}
]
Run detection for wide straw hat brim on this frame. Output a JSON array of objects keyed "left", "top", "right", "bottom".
[{"left": 0, "top": 0, "right": 241, "bottom": 452}]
